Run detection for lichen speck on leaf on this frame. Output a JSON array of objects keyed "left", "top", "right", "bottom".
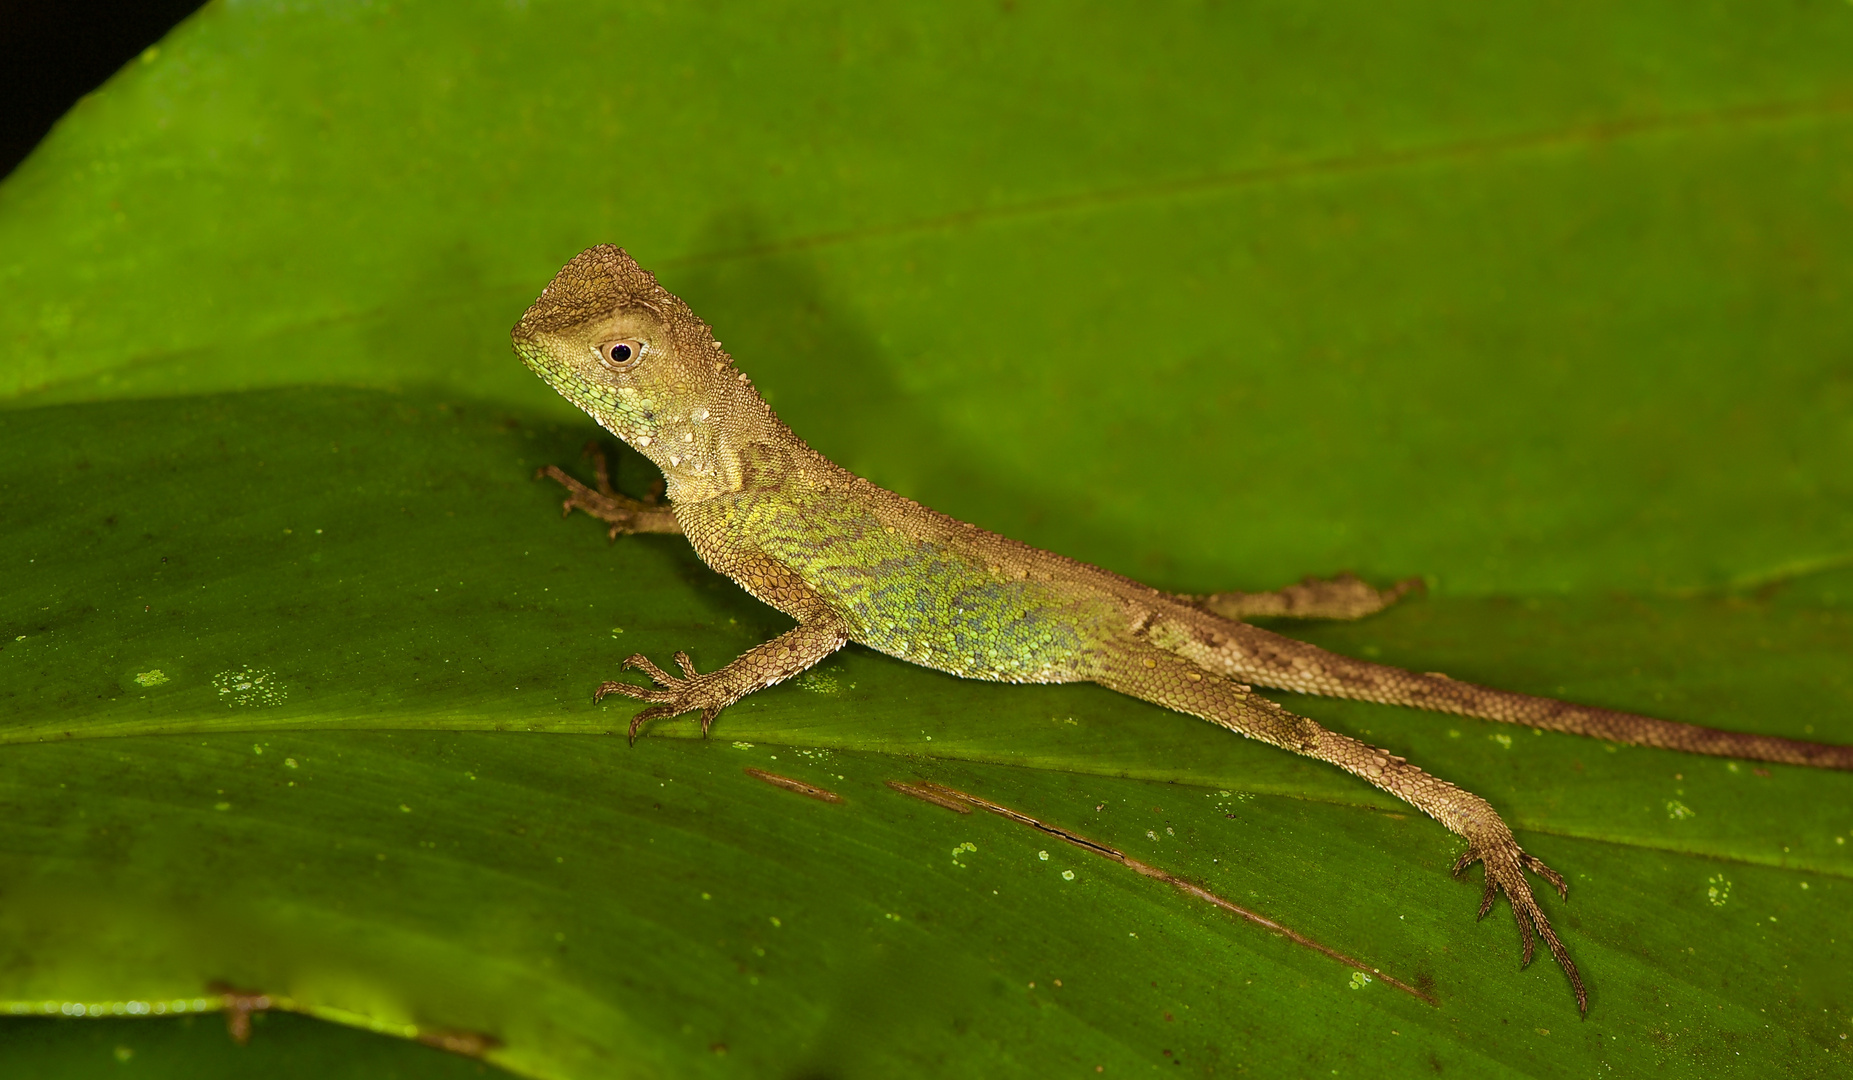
[{"left": 212, "top": 667, "right": 287, "bottom": 707}]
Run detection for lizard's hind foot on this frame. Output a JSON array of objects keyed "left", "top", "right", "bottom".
[{"left": 1454, "top": 837, "right": 1586, "bottom": 1014}]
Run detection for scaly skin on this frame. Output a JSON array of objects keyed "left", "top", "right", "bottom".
[{"left": 513, "top": 245, "right": 1853, "bottom": 1013}]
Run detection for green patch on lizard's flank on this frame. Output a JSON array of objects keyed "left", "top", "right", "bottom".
[{"left": 2, "top": 1, "right": 1852, "bottom": 1078}]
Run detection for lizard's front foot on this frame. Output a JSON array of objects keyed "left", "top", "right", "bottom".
[
  {"left": 1191, "top": 572, "right": 1425, "bottom": 621},
  {"left": 1453, "top": 831, "right": 1586, "bottom": 1013},
  {"left": 536, "top": 442, "right": 681, "bottom": 540},
  {"left": 596, "top": 651, "right": 728, "bottom": 744}
]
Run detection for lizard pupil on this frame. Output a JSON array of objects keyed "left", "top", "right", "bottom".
[{"left": 609, "top": 343, "right": 633, "bottom": 363}]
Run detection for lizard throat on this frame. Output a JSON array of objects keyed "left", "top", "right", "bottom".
[{"left": 596, "top": 383, "right": 770, "bottom": 503}]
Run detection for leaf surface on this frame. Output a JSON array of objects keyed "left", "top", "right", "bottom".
[{"left": 2, "top": 2, "right": 1851, "bottom": 1076}]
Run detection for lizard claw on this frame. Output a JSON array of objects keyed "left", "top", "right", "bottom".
[
  {"left": 1452, "top": 839, "right": 1586, "bottom": 1013},
  {"left": 596, "top": 651, "right": 730, "bottom": 744}
]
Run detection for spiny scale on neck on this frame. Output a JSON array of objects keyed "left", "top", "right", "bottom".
[{"left": 621, "top": 363, "right": 762, "bottom": 503}]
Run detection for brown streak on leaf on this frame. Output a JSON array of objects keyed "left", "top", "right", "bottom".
[
  {"left": 893, "top": 780, "right": 1438, "bottom": 1007},
  {"left": 745, "top": 767, "right": 842, "bottom": 803},
  {"left": 416, "top": 1028, "right": 504, "bottom": 1058},
  {"left": 886, "top": 778, "right": 972, "bottom": 813}
]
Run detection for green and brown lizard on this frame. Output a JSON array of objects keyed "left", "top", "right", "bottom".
[{"left": 513, "top": 245, "right": 1853, "bottom": 1013}]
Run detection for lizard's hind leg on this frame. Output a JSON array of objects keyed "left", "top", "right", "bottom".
[
  {"left": 1168, "top": 609, "right": 1853, "bottom": 770},
  {"left": 1178, "top": 572, "right": 1422, "bottom": 621},
  {"left": 1090, "top": 641, "right": 1586, "bottom": 1012}
]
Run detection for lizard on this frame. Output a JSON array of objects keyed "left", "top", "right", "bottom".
[{"left": 512, "top": 244, "right": 1853, "bottom": 1014}]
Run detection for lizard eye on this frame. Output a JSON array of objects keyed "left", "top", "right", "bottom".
[{"left": 598, "top": 339, "right": 644, "bottom": 371}]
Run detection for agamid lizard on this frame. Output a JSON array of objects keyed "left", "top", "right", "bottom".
[{"left": 513, "top": 245, "right": 1853, "bottom": 1013}]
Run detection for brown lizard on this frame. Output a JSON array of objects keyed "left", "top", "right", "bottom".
[{"left": 513, "top": 244, "right": 1853, "bottom": 1013}]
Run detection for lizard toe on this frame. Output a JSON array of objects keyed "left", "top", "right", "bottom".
[
  {"left": 628, "top": 704, "right": 680, "bottom": 744},
  {"left": 1476, "top": 871, "right": 1499, "bottom": 921},
  {"left": 1458, "top": 839, "right": 1587, "bottom": 1014},
  {"left": 622, "top": 653, "right": 682, "bottom": 686},
  {"left": 1523, "top": 852, "right": 1569, "bottom": 898},
  {"left": 594, "top": 679, "right": 673, "bottom": 704}
]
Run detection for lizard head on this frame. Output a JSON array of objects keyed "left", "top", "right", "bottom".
[{"left": 512, "top": 245, "right": 753, "bottom": 494}]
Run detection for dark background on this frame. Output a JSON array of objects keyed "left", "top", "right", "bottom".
[{"left": 2, "top": 0, "right": 204, "bottom": 179}]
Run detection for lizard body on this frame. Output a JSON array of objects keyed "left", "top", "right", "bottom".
[{"left": 514, "top": 245, "right": 1853, "bottom": 1012}]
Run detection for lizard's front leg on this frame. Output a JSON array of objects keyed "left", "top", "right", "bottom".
[
  {"left": 1178, "top": 572, "right": 1422, "bottom": 621},
  {"left": 598, "top": 617, "right": 850, "bottom": 743},
  {"left": 537, "top": 441, "right": 682, "bottom": 539},
  {"left": 1091, "top": 641, "right": 1586, "bottom": 1012}
]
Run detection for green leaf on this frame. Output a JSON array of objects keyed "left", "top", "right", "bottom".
[
  {"left": 0, "top": 1011, "right": 501, "bottom": 1080},
  {"left": 3, "top": 2, "right": 1851, "bottom": 1077}
]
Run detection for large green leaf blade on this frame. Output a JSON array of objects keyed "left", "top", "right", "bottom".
[
  {"left": 2, "top": 1, "right": 1851, "bottom": 1077},
  {"left": 5, "top": 389, "right": 1850, "bottom": 1077}
]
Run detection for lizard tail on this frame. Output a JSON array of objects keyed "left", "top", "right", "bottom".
[{"left": 1181, "top": 620, "right": 1853, "bottom": 771}]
